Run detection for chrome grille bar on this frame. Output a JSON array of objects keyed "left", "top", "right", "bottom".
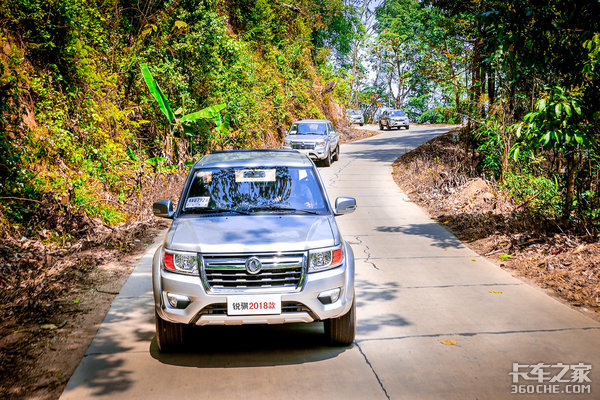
[{"left": 201, "top": 252, "right": 306, "bottom": 292}]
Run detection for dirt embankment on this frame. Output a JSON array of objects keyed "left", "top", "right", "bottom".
[
  {"left": 392, "top": 131, "right": 600, "bottom": 321},
  {"left": 0, "top": 125, "right": 378, "bottom": 399},
  {"left": 0, "top": 172, "right": 185, "bottom": 399}
]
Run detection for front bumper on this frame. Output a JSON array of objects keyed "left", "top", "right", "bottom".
[
  {"left": 282, "top": 146, "right": 329, "bottom": 160},
  {"left": 153, "top": 244, "right": 355, "bottom": 326},
  {"left": 388, "top": 120, "right": 409, "bottom": 127}
]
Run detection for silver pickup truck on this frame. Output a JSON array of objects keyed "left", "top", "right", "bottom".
[
  {"left": 152, "top": 149, "right": 357, "bottom": 351},
  {"left": 281, "top": 119, "right": 340, "bottom": 166}
]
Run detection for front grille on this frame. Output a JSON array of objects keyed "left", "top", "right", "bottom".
[
  {"left": 291, "top": 142, "right": 314, "bottom": 150},
  {"left": 196, "top": 302, "right": 310, "bottom": 316},
  {"left": 201, "top": 252, "right": 306, "bottom": 292}
]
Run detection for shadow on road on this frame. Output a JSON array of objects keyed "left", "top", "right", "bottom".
[
  {"left": 376, "top": 223, "right": 465, "bottom": 249},
  {"left": 150, "top": 322, "right": 348, "bottom": 368}
]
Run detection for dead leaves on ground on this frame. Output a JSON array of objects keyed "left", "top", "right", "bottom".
[{"left": 440, "top": 339, "right": 458, "bottom": 345}]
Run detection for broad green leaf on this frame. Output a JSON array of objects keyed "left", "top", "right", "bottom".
[
  {"left": 211, "top": 103, "right": 226, "bottom": 113},
  {"left": 181, "top": 104, "right": 227, "bottom": 124},
  {"left": 575, "top": 134, "right": 584, "bottom": 144},
  {"left": 523, "top": 111, "right": 536, "bottom": 122},
  {"left": 555, "top": 103, "right": 562, "bottom": 117},
  {"left": 537, "top": 98, "right": 547, "bottom": 111},
  {"left": 180, "top": 109, "right": 213, "bottom": 123},
  {"left": 140, "top": 64, "right": 174, "bottom": 124},
  {"left": 564, "top": 103, "right": 572, "bottom": 116},
  {"left": 212, "top": 109, "right": 223, "bottom": 127},
  {"left": 510, "top": 145, "right": 520, "bottom": 161},
  {"left": 542, "top": 132, "right": 551, "bottom": 145},
  {"left": 514, "top": 123, "right": 523, "bottom": 138}
]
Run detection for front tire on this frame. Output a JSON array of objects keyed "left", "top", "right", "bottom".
[
  {"left": 322, "top": 151, "right": 332, "bottom": 167},
  {"left": 379, "top": 122, "right": 384, "bottom": 130},
  {"left": 332, "top": 145, "right": 339, "bottom": 161},
  {"left": 155, "top": 311, "right": 184, "bottom": 352},
  {"left": 406, "top": 125, "right": 410, "bottom": 130},
  {"left": 324, "top": 298, "right": 356, "bottom": 346}
]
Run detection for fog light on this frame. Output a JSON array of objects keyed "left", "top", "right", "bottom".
[
  {"left": 318, "top": 288, "right": 341, "bottom": 304},
  {"left": 166, "top": 293, "right": 190, "bottom": 309}
]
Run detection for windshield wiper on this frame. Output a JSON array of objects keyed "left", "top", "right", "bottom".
[
  {"left": 248, "top": 206, "right": 319, "bottom": 215},
  {"left": 184, "top": 207, "right": 250, "bottom": 215}
]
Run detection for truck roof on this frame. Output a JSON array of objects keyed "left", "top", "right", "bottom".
[{"left": 194, "top": 149, "right": 314, "bottom": 169}]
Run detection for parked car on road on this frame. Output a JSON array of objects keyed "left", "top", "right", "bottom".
[
  {"left": 152, "top": 149, "right": 357, "bottom": 351},
  {"left": 346, "top": 109, "right": 364, "bottom": 126},
  {"left": 281, "top": 119, "right": 340, "bottom": 166},
  {"left": 379, "top": 109, "right": 410, "bottom": 130}
]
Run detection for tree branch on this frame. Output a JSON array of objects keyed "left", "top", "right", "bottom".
[{"left": 0, "top": 197, "right": 42, "bottom": 204}]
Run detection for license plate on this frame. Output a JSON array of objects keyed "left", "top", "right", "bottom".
[{"left": 227, "top": 295, "right": 281, "bottom": 315}]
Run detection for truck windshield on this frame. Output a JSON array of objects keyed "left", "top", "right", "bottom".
[
  {"left": 182, "top": 167, "right": 328, "bottom": 214},
  {"left": 289, "top": 122, "right": 327, "bottom": 135},
  {"left": 389, "top": 110, "right": 405, "bottom": 117}
]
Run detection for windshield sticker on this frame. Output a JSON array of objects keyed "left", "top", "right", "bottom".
[
  {"left": 298, "top": 169, "right": 307, "bottom": 180},
  {"left": 235, "top": 169, "right": 276, "bottom": 182},
  {"left": 196, "top": 171, "right": 212, "bottom": 183},
  {"left": 186, "top": 196, "right": 210, "bottom": 208}
]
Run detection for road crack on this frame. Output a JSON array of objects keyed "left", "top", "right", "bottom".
[
  {"left": 356, "top": 341, "right": 391, "bottom": 400},
  {"left": 327, "top": 158, "right": 353, "bottom": 187},
  {"left": 350, "top": 235, "right": 379, "bottom": 270},
  {"left": 356, "top": 326, "right": 600, "bottom": 344}
]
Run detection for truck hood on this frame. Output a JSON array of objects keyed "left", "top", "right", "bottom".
[{"left": 165, "top": 214, "right": 336, "bottom": 253}]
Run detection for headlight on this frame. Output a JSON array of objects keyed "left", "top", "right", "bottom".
[
  {"left": 309, "top": 245, "right": 344, "bottom": 273},
  {"left": 315, "top": 141, "right": 326, "bottom": 148},
  {"left": 163, "top": 250, "right": 199, "bottom": 274}
]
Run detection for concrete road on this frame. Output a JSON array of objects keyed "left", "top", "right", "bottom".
[{"left": 61, "top": 125, "right": 600, "bottom": 399}]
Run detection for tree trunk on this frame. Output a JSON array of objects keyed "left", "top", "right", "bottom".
[
  {"left": 563, "top": 151, "right": 576, "bottom": 224},
  {"left": 487, "top": 68, "right": 495, "bottom": 106}
]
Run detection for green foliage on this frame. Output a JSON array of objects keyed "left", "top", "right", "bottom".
[
  {"left": 502, "top": 169, "right": 562, "bottom": 220},
  {"left": 372, "top": 0, "right": 466, "bottom": 114},
  {"left": 0, "top": 0, "right": 351, "bottom": 234},
  {"left": 475, "top": 121, "right": 503, "bottom": 179},
  {"left": 512, "top": 86, "right": 590, "bottom": 157},
  {"left": 140, "top": 62, "right": 229, "bottom": 143}
]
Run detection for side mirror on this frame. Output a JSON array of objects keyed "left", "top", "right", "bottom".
[
  {"left": 335, "top": 197, "right": 357, "bottom": 216},
  {"left": 153, "top": 200, "right": 174, "bottom": 219}
]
